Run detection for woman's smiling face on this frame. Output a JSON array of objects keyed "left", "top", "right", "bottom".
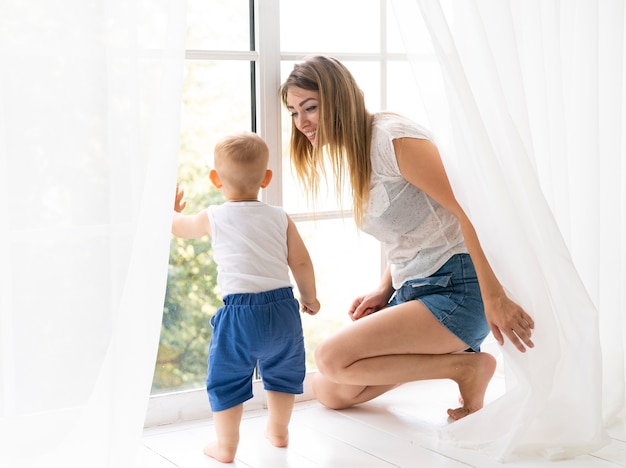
[{"left": 286, "top": 87, "right": 320, "bottom": 144}]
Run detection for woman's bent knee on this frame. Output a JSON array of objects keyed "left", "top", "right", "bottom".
[
  {"left": 314, "top": 340, "right": 341, "bottom": 379},
  {"left": 312, "top": 373, "right": 354, "bottom": 410}
]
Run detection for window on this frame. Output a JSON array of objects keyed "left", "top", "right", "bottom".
[
  {"left": 147, "top": 0, "right": 430, "bottom": 425},
  {"left": 151, "top": 0, "right": 254, "bottom": 395}
]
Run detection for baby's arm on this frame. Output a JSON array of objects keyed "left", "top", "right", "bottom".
[
  {"left": 286, "top": 215, "right": 320, "bottom": 315},
  {"left": 171, "top": 184, "right": 212, "bottom": 239}
]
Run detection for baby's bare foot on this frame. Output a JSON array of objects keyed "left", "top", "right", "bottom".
[
  {"left": 203, "top": 441, "right": 237, "bottom": 464},
  {"left": 447, "top": 352, "right": 496, "bottom": 421},
  {"left": 265, "top": 429, "right": 289, "bottom": 448}
]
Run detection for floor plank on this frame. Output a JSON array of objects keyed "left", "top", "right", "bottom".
[{"left": 142, "top": 379, "right": 626, "bottom": 467}]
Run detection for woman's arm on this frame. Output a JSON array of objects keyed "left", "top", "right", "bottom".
[{"left": 393, "top": 137, "right": 534, "bottom": 352}]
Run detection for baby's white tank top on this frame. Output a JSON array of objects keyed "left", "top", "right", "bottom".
[{"left": 207, "top": 201, "right": 292, "bottom": 296}]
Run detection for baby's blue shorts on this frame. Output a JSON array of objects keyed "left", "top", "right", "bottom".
[
  {"left": 206, "top": 287, "right": 305, "bottom": 412},
  {"left": 387, "top": 254, "right": 490, "bottom": 352}
]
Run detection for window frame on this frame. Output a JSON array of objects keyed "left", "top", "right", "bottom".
[{"left": 145, "top": 0, "right": 416, "bottom": 427}]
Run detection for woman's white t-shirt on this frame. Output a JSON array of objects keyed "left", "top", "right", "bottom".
[{"left": 361, "top": 112, "right": 468, "bottom": 289}]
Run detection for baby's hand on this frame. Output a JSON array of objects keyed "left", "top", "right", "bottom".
[
  {"left": 301, "top": 299, "right": 320, "bottom": 316},
  {"left": 174, "top": 183, "right": 187, "bottom": 212}
]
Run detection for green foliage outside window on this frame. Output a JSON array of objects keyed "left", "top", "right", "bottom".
[{"left": 151, "top": 159, "right": 224, "bottom": 393}]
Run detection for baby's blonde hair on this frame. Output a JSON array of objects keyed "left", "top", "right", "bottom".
[
  {"left": 280, "top": 55, "right": 372, "bottom": 226},
  {"left": 214, "top": 132, "right": 269, "bottom": 193}
]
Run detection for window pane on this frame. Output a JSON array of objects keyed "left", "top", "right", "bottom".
[
  {"left": 181, "top": 60, "right": 253, "bottom": 168},
  {"left": 280, "top": 0, "right": 381, "bottom": 53},
  {"left": 386, "top": 60, "right": 429, "bottom": 124},
  {"left": 386, "top": 2, "right": 406, "bottom": 53},
  {"left": 152, "top": 59, "right": 252, "bottom": 394},
  {"left": 295, "top": 219, "right": 381, "bottom": 370},
  {"left": 387, "top": 2, "right": 436, "bottom": 55},
  {"left": 186, "top": 0, "right": 250, "bottom": 50},
  {"left": 347, "top": 61, "right": 382, "bottom": 110}
]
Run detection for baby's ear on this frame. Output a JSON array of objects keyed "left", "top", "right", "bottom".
[
  {"left": 209, "top": 169, "right": 222, "bottom": 188},
  {"left": 260, "top": 169, "right": 273, "bottom": 188}
]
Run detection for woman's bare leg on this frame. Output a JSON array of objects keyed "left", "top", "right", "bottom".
[
  {"left": 313, "top": 301, "right": 496, "bottom": 419},
  {"left": 313, "top": 374, "right": 399, "bottom": 409}
]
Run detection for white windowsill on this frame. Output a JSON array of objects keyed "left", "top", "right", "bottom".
[{"left": 144, "top": 371, "right": 317, "bottom": 428}]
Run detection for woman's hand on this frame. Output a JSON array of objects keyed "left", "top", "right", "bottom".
[
  {"left": 485, "top": 295, "right": 535, "bottom": 352},
  {"left": 348, "top": 289, "right": 392, "bottom": 321}
]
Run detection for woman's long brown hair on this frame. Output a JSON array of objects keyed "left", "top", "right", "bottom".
[{"left": 280, "top": 56, "right": 373, "bottom": 226}]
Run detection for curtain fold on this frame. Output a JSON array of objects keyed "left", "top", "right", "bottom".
[
  {"left": 392, "top": 0, "right": 625, "bottom": 461},
  {"left": 0, "top": 1, "right": 186, "bottom": 466}
]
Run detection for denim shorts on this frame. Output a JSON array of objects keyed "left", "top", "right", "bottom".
[
  {"left": 206, "top": 287, "right": 305, "bottom": 412},
  {"left": 387, "top": 254, "right": 489, "bottom": 352}
]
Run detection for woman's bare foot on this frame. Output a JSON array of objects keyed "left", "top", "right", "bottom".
[
  {"left": 203, "top": 441, "right": 237, "bottom": 464},
  {"left": 447, "top": 352, "right": 496, "bottom": 420}
]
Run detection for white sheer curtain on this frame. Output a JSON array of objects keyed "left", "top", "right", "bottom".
[
  {"left": 0, "top": 1, "right": 186, "bottom": 467},
  {"left": 392, "top": 0, "right": 625, "bottom": 462}
]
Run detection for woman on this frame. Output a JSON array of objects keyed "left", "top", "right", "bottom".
[{"left": 280, "top": 55, "right": 535, "bottom": 420}]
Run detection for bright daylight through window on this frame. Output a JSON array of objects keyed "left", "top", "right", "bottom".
[{"left": 150, "top": 0, "right": 431, "bottom": 404}]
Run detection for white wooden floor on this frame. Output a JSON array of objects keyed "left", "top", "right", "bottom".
[{"left": 141, "top": 377, "right": 626, "bottom": 468}]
